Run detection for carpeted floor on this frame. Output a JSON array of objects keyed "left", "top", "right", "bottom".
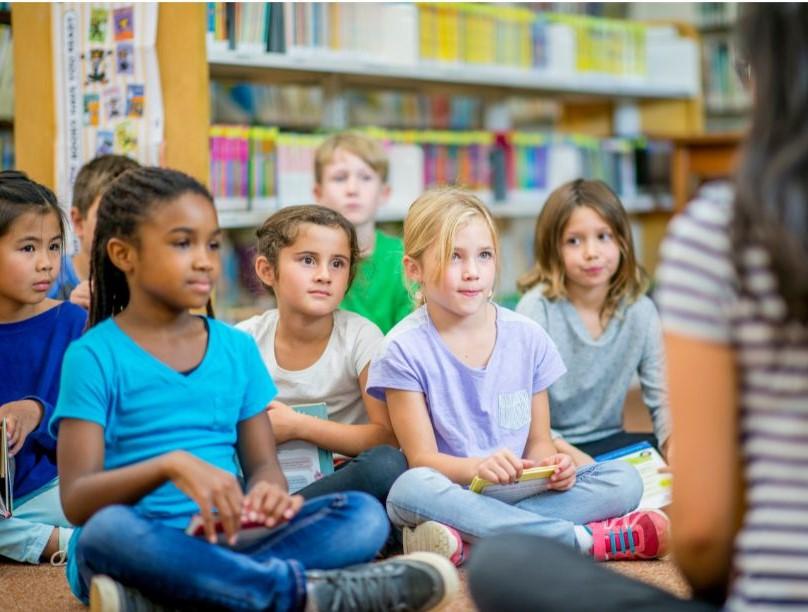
[{"left": 0, "top": 557, "right": 690, "bottom": 611}]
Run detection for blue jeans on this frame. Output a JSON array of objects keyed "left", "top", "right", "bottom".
[
  {"left": 75, "top": 492, "right": 389, "bottom": 611},
  {"left": 297, "top": 445, "right": 408, "bottom": 505},
  {"left": 386, "top": 461, "right": 642, "bottom": 548},
  {"left": 0, "top": 478, "right": 73, "bottom": 563}
]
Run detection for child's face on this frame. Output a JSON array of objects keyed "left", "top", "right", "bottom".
[
  {"left": 0, "top": 211, "right": 62, "bottom": 310},
  {"left": 71, "top": 195, "right": 101, "bottom": 257},
  {"left": 314, "top": 149, "right": 389, "bottom": 228},
  {"left": 122, "top": 193, "right": 221, "bottom": 312},
  {"left": 410, "top": 216, "right": 496, "bottom": 320},
  {"left": 263, "top": 223, "right": 351, "bottom": 318},
  {"left": 560, "top": 205, "right": 621, "bottom": 294}
]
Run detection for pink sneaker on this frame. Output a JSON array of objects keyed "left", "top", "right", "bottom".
[
  {"left": 403, "top": 521, "right": 465, "bottom": 566},
  {"left": 588, "top": 509, "right": 670, "bottom": 561}
]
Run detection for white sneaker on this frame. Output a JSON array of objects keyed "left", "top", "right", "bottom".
[{"left": 403, "top": 521, "right": 465, "bottom": 566}]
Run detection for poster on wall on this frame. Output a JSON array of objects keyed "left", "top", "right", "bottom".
[{"left": 52, "top": 3, "right": 163, "bottom": 209}]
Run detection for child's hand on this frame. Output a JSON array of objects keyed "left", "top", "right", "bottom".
[
  {"left": 266, "top": 401, "right": 300, "bottom": 444},
  {"left": 0, "top": 400, "right": 44, "bottom": 456},
  {"left": 539, "top": 453, "right": 576, "bottom": 491},
  {"left": 69, "top": 280, "right": 92, "bottom": 310},
  {"left": 164, "top": 451, "right": 244, "bottom": 545},
  {"left": 477, "top": 449, "right": 534, "bottom": 484},
  {"left": 243, "top": 481, "right": 303, "bottom": 528}
]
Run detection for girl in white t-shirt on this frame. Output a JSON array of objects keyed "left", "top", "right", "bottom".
[{"left": 237, "top": 205, "right": 407, "bottom": 505}]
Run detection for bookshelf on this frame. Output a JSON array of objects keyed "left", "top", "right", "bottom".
[{"left": 208, "top": 50, "right": 699, "bottom": 100}]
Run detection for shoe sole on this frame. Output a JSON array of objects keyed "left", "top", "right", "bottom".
[
  {"left": 403, "top": 522, "right": 463, "bottom": 566},
  {"left": 402, "top": 551, "right": 461, "bottom": 611},
  {"left": 90, "top": 575, "right": 122, "bottom": 612}
]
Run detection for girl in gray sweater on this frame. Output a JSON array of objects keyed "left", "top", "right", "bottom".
[{"left": 516, "top": 179, "right": 671, "bottom": 466}]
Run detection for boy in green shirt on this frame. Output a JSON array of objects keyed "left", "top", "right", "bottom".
[{"left": 313, "top": 133, "right": 412, "bottom": 333}]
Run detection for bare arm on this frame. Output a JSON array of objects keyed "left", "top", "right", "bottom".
[
  {"left": 271, "top": 366, "right": 397, "bottom": 456},
  {"left": 666, "top": 332, "right": 740, "bottom": 604},
  {"left": 522, "top": 390, "right": 558, "bottom": 463},
  {"left": 523, "top": 390, "right": 576, "bottom": 491},
  {"left": 387, "top": 389, "right": 483, "bottom": 485},
  {"left": 236, "top": 410, "right": 288, "bottom": 492}
]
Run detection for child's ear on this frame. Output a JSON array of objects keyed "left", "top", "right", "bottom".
[
  {"left": 255, "top": 255, "right": 276, "bottom": 288},
  {"left": 402, "top": 255, "right": 422, "bottom": 284},
  {"left": 312, "top": 183, "right": 323, "bottom": 204},
  {"left": 106, "top": 238, "right": 135, "bottom": 273}
]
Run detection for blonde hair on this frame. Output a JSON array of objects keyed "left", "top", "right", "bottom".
[
  {"left": 314, "top": 132, "right": 389, "bottom": 184},
  {"left": 517, "top": 179, "right": 648, "bottom": 320},
  {"left": 404, "top": 186, "right": 499, "bottom": 304}
]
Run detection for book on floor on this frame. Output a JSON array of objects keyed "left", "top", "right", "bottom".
[
  {"left": 1, "top": 417, "right": 13, "bottom": 519},
  {"left": 469, "top": 465, "right": 558, "bottom": 504},
  {"left": 276, "top": 403, "right": 334, "bottom": 493},
  {"left": 595, "top": 441, "right": 671, "bottom": 509}
]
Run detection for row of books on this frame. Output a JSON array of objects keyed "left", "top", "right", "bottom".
[
  {"left": 209, "top": 126, "right": 673, "bottom": 216},
  {"left": 702, "top": 34, "right": 750, "bottom": 114},
  {"left": 206, "top": 3, "right": 698, "bottom": 83},
  {"left": 211, "top": 80, "right": 486, "bottom": 130},
  {"left": 0, "top": 24, "right": 12, "bottom": 120}
]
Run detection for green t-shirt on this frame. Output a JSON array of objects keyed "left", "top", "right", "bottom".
[{"left": 341, "top": 230, "right": 412, "bottom": 334}]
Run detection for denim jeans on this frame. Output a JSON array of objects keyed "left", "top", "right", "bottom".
[
  {"left": 75, "top": 492, "right": 389, "bottom": 611},
  {"left": 297, "top": 445, "right": 408, "bottom": 505},
  {"left": 386, "top": 461, "right": 642, "bottom": 548},
  {"left": 0, "top": 478, "right": 73, "bottom": 563}
]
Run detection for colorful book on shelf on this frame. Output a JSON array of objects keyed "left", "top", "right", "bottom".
[
  {"left": 469, "top": 465, "right": 558, "bottom": 504},
  {"left": 595, "top": 441, "right": 671, "bottom": 509},
  {"left": 276, "top": 403, "right": 334, "bottom": 494}
]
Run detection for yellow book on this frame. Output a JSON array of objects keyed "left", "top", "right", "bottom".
[{"left": 469, "top": 465, "right": 558, "bottom": 504}]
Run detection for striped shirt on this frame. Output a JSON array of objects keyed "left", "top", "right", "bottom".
[{"left": 656, "top": 183, "right": 808, "bottom": 611}]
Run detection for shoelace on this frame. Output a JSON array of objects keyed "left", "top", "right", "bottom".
[
  {"left": 319, "top": 563, "right": 414, "bottom": 612},
  {"left": 50, "top": 550, "right": 67, "bottom": 566},
  {"left": 606, "top": 526, "right": 636, "bottom": 556}
]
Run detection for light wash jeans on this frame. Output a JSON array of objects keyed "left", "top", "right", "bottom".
[
  {"left": 386, "top": 461, "right": 643, "bottom": 549},
  {"left": 0, "top": 478, "right": 73, "bottom": 563},
  {"left": 74, "top": 492, "right": 389, "bottom": 611}
]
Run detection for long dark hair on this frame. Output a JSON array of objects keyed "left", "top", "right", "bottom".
[
  {"left": 733, "top": 4, "right": 808, "bottom": 324},
  {"left": 0, "top": 170, "right": 65, "bottom": 241},
  {"left": 89, "top": 167, "right": 215, "bottom": 327}
]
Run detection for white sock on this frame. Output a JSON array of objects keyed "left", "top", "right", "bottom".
[{"left": 573, "top": 525, "right": 593, "bottom": 554}]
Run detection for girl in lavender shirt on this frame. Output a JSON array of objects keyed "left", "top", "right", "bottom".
[{"left": 368, "top": 187, "right": 669, "bottom": 566}]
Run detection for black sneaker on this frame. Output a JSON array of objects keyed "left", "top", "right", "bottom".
[
  {"left": 305, "top": 552, "right": 459, "bottom": 612},
  {"left": 90, "top": 575, "right": 173, "bottom": 612}
]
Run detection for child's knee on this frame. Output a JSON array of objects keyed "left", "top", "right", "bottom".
[
  {"left": 600, "top": 460, "right": 644, "bottom": 512},
  {"left": 358, "top": 445, "right": 409, "bottom": 497},
  {"left": 340, "top": 491, "right": 390, "bottom": 548}
]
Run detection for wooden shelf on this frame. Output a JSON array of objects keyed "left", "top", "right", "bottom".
[
  {"left": 208, "top": 49, "right": 699, "bottom": 100},
  {"left": 216, "top": 193, "right": 673, "bottom": 229}
]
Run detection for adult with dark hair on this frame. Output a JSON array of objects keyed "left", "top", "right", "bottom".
[
  {"left": 469, "top": 4, "right": 808, "bottom": 610},
  {"left": 0, "top": 170, "right": 86, "bottom": 564}
]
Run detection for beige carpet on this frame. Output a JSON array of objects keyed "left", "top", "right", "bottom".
[{"left": 0, "top": 557, "right": 689, "bottom": 611}]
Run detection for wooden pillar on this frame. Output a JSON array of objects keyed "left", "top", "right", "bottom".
[{"left": 12, "top": 3, "right": 211, "bottom": 189}]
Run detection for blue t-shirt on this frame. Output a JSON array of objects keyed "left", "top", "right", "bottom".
[
  {"left": 367, "top": 304, "right": 567, "bottom": 459},
  {"left": 0, "top": 302, "right": 86, "bottom": 499},
  {"left": 51, "top": 317, "right": 276, "bottom": 600},
  {"left": 47, "top": 255, "right": 81, "bottom": 301}
]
